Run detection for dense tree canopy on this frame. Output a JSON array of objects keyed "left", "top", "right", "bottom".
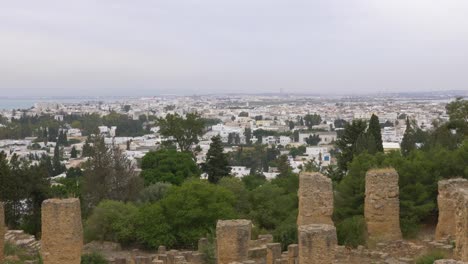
[
  {"left": 141, "top": 149, "right": 200, "bottom": 186},
  {"left": 157, "top": 113, "right": 205, "bottom": 152},
  {"left": 135, "top": 180, "right": 237, "bottom": 248}
]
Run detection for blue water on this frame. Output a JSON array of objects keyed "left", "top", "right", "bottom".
[{"left": 0, "top": 97, "right": 120, "bottom": 110}]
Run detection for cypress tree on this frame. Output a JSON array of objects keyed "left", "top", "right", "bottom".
[
  {"left": 203, "top": 135, "right": 231, "bottom": 184},
  {"left": 401, "top": 117, "right": 415, "bottom": 156},
  {"left": 368, "top": 114, "right": 383, "bottom": 152},
  {"left": 70, "top": 146, "right": 78, "bottom": 158}
]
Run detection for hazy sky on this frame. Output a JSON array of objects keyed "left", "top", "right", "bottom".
[{"left": 1, "top": 0, "right": 468, "bottom": 96}]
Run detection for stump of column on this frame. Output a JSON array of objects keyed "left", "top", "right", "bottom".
[
  {"left": 298, "top": 224, "right": 337, "bottom": 264},
  {"left": 364, "top": 168, "right": 402, "bottom": 242},
  {"left": 41, "top": 198, "right": 83, "bottom": 264},
  {"left": 0, "top": 202, "right": 5, "bottom": 263},
  {"left": 435, "top": 178, "right": 468, "bottom": 240},
  {"left": 266, "top": 243, "right": 282, "bottom": 264},
  {"left": 297, "top": 172, "right": 334, "bottom": 226},
  {"left": 216, "top": 219, "right": 252, "bottom": 264},
  {"left": 454, "top": 189, "right": 468, "bottom": 262}
]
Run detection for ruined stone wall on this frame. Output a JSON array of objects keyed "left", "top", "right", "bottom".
[
  {"left": 297, "top": 172, "right": 334, "bottom": 226},
  {"left": 216, "top": 219, "right": 252, "bottom": 264},
  {"left": 0, "top": 202, "right": 5, "bottom": 263},
  {"left": 454, "top": 189, "right": 468, "bottom": 262},
  {"left": 364, "top": 168, "right": 402, "bottom": 241},
  {"left": 436, "top": 178, "right": 468, "bottom": 240},
  {"left": 298, "top": 224, "right": 337, "bottom": 264},
  {"left": 41, "top": 198, "right": 83, "bottom": 264}
]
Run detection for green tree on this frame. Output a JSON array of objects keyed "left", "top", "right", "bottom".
[
  {"left": 446, "top": 97, "right": 468, "bottom": 122},
  {"left": 136, "top": 180, "right": 237, "bottom": 248},
  {"left": 137, "top": 182, "right": 172, "bottom": 204},
  {"left": 82, "top": 136, "right": 143, "bottom": 213},
  {"left": 52, "top": 144, "right": 65, "bottom": 176},
  {"left": 141, "top": 149, "right": 200, "bottom": 186},
  {"left": 276, "top": 155, "right": 292, "bottom": 177},
  {"left": 204, "top": 135, "right": 232, "bottom": 184},
  {"left": 368, "top": 114, "right": 383, "bottom": 152},
  {"left": 70, "top": 146, "right": 78, "bottom": 158},
  {"left": 335, "top": 119, "right": 368, "bottom": 172},
  {"left": 158, "top": 113, "right": 205, "bottom": 152},
  {"left": 305, "top": 134, "right": 321, "bottom": 146},
  {"left": 84, "top": 200, "right": 139, "bottom": 245},
  {"left": 401, "top": 117, "right": 416, "bottom": 156},
  {"left": 304, "top": 114, "right": 321, "bottom": 130},
  {"left": 244, "top": 128, "right": 252, "bottom": 145}
]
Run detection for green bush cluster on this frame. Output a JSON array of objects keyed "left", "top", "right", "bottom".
[
  {"left": 84, "top": 171, "right": 300, "bottom": 249},
  {"left": 81, "top": 252, "right": 108, "bottom": 264},
  {"left": 334, "top": 141, "right": 468, "bottom": 244},
  {"left": 414, "top": 251, "right": 445, "bottom": 264}
]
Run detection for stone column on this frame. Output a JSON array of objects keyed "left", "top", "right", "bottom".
[
  {"left": 266, "top": 243, "right": 282, "bottom": 264},
  {"left": 454, "top": 189, "right": 468, "bottom": 261},
  {"left": 0, "top": 202, "right": 5, "bottom": 263},
  {"left": 216, "top": 219, "right": 252, "bottom": 264},
  {"left": 297, "top": 172, "right": 334, "bottom": 226},
  {"left": 436, "top": 178, "right": 468, "bottom": 240},
  {"left": 287, "top": 244, "right": 298, "bottom": 264},
  {"left": 298, "top": 224, "right": 337, "bottom": 264},
  {"left": 41, "top": 198, "right": 83, "bottom": 264},
  {"left": 364, "top": 168, "right": 402, "bottom": 241}
]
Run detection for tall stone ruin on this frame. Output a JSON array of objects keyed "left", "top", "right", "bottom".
[
  {"left": 0, "top": 202, "right": 4, "bottom": 263},
  {"left": 216, "top": 219, "right": 252, "bottom": 264},
  {"left": 298, "top": 224, "right": 337, "bottom": 264},
  {"left": 436, "top": 178, "right": 468, "bottom": 240},
  {"left": 297, "top": 172, "right": 334, "bottom": 226},
  {"left": 454, "top": 188, "right": 468, "bottom": 262},
  {"left": 364, "top": 168, "right": 402, "bottom": 241},
  {"left": 41, "top": 198, "right": 83, "bottom": 264}
]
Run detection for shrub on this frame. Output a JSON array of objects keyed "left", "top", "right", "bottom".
[
  {"left": 336, "top": 215, "right": 367, "bottom": 248},
  {"left": 81, "top": 252, "right": 108, "bottom": 264},
  {"left": 137, "top": 182, "right": 172, "bottom": 204},
  {"left": 415, "top": 251, "right": 445, "bottom": 264},
  {"left": 84, "top": 200, "right": 138, "bottom": 245},
  {"left": 136, "top": 180, "right": 237, "bottom": 249}
]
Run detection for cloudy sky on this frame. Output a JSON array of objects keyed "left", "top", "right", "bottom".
[{"left": 1, "top": 0, "right": 468, "bottom": 96}]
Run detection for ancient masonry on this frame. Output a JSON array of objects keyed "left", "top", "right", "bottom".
[
  {"left": 454, "top": 188, "right": 468, "bottom": 262},
  {"left": 0, "top": 202, "right": 5, "bottom": 263},
  {"left": 216, "top": 219, "right": 252, "bottom": 264},
  {"left": 364, "top": 168, "right": 402, "bottom": 241},
  {"left": 41, "top": 198, "right": 83, "bottom": 264},
  {"left": 436, "top": 178, "right": 468, "bottom": 240},
  {"left": 297, "top": 172, "right": 334, "bottom": 226},
  {"left": 298, "top": 224, "right": 337, "bottom": 264}
]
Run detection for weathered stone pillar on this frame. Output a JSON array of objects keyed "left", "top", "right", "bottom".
[
  {"left": 287, "top": 244, "right": 298, "bottom": 264},
  {"left": 297, "top": 172, "right": 334, "bottom": 226},
  {"left": 249, "top": 247, "right": 267, "bottom": 264},
  {"left": 298, "top": 224, "right": 337, "bottom": 264},
  {"left": 266, "top": 243, "right": 282, "bottom": 264},
  {"left": 216, "top": 219, "right": 252, "bottom": 264},
  {"left": 41, "top": 198, "right": 83, "bottom": 264},
  {"left": 364, "top": 168, "right": 402, "bottom": 241},
  {"left": 436, "top": 178, "right": 468, "bottom": 240},
  {"left": 0, "top": 202, "right": 5, "bottom": 263},
  {"left": 454, "top": 189, "right": 468, "bottom": 261}
]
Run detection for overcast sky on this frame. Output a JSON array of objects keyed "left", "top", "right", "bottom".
[{"left": 1, "top": 0, "right": 468, "bottom": 96}]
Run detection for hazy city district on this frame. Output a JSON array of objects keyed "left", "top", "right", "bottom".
[{"left": 0, "top": 93, "right": 467, "bottom": 264}]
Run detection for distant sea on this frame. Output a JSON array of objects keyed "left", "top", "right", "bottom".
[{"left": 0, "top": 97, "right": 111, "bottom": 110}]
